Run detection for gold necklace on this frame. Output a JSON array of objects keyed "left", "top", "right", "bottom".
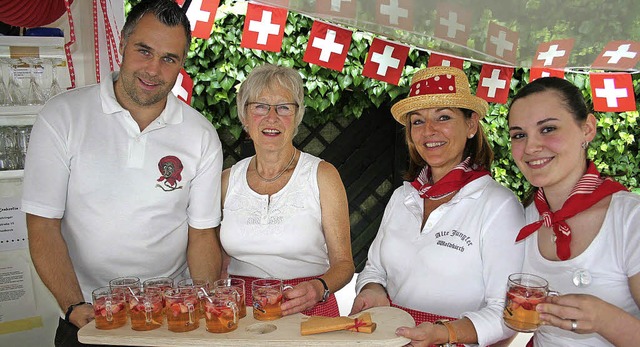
[{"left": 254, "top": 149, "right": 297, "bottom": 183}]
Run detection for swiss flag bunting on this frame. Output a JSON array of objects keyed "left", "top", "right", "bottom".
[
  {"left": 485, "top": 22, "right": 518, "bottom": 64},
  {"left": 241, "top": 3, "right": 287, "bottom": 52},
  {"left": 172, "top": 69, "right": 194, "bottom": 105},
  {"left": 591, "top": 41, "right": 640, "bottom": 70},
  {"left": 589, "top": 73, "right": 636, "bottom": 112},
  {"left": 303, "top": 21, "right": 352, "bottom": 72},
  {"left": 170, "top": 1, "right": 638, "bottom": 112},
  {"left": 176, "top": 0, "right": 220, "bottom": 39},
  {"left": 529, "top": 68, "right": 565, "bottom": 82},
  {"left": 532, "top": 39, "right": 574, "bottom": 68},
  {"left": 362, "top": 38, "right": 409, "bottom": 85},
  {"left": 376, "top": 0, "right": 413, "bottom": 31},
  {"left": 428, "top": 52, "right": 464, "bottom": 70},
  {"left": 476, "top": 64, "right": 513, "bottom": 104}
]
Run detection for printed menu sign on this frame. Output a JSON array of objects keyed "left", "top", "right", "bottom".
[{"left": 0, "top": 197, "right": 27, "bottom": 251}]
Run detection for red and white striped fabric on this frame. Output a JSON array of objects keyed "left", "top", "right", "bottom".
[
  {"left": 516, "top": 161, "right": 627, "bottom": 260},
  {"left": 412, "top": 157, "right": 490, "bottom": 200}
]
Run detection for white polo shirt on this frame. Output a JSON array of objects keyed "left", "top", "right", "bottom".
[
  {"left": 22, "top": 73, "right": 223, "bottom": 300},
  {"left": 356, "top": 176, "right": 525, "bottom": 346}
]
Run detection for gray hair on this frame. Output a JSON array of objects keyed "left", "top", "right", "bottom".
[
  {"left": 236, "top": 64, "right": 305, "bottom": 134},
  {"left": 121, "top": 0, "right": 192, "bottom": 58}
]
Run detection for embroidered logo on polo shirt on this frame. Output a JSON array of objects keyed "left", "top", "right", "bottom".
[
  {"left": 434, "top": 229, "right": 473, "bottom": 253},
  {"left": 156, "top": 155, "right": 184, "bottom": 191}
]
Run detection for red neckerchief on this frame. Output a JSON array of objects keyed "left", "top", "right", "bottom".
[
  {"left": 411, "top": 157, "right": 491, "bottom": 199},
  {"left": 516, "top": 161, "right": 628, "bottom": 260}
]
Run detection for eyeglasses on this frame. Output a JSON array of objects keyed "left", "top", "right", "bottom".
[{"left": 246, "top": 102, "right": 298, "bottom": 117}]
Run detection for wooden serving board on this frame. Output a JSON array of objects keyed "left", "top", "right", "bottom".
[{"left": 78, "top": 306, "right": 414, "bottom": 346}]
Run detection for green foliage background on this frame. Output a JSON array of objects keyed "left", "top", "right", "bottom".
[{"left": 125, "top": 0, "right": 640, "bottom": 197}]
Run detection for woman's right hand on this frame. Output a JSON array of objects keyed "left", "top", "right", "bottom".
[{"left": 349, "top": 284, "right": 390, "bottom": 315}]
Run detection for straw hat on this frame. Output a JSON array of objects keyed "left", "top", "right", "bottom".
[{"left": 391, "top": 66, "right": 488, "bottom": 124}]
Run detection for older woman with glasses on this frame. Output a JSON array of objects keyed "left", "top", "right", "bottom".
[{"left": 217, "top": 64, "right": 354, "bottom": 317}]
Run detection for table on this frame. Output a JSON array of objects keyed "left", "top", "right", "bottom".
[{"left": 78, "top": 306, "right": 414, "bottom": 346}]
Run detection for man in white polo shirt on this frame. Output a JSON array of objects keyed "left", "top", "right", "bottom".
[{"left": 21, "top": 1, "right": 223, "bottom": 345}]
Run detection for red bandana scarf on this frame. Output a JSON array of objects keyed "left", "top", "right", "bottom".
[
  {"left": 411, "top": 157, "right": 491, "bottom": 199},
  {"left": 516, "top": 161, "right": 628, "bottom": 260}
]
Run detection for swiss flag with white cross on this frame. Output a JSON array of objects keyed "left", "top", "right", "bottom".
[
  {"left": 434, "top": 3, "right": 472, "bottom": 47},
  {"left": 485, "top": 22, "right": 518, "bottom": 64},
  {"left": 591, "top": 41, "right": 640, "bottom": 70},
  {"left": 376, "top": 0, "right": 413, "bottom": 31},
  {"left": 303, "top": 21, "right": 352, "bottom": 72},
  {"left": 315, "top": 0, "right": 356, "bottom": 19},
  {"left": 532, "top": 39, "right": 574, "bottom": 68},
  {"left": 362, "top": 38, "right": 409, "bottom": 85},
  {"left": 241, "top": 2, "right": 287, "bottom": 52},
  {"left": 476, "top": 64, "right": 513, "bottom": 104},
  {"left": 172, "top": 69, "right": 193, "bottom": 105},
  {"left": 529, "top": 68, "right": 565, "bottom": 82},
  {"left": 427, "top": 52, "right": 464, "bottom": 70},
  {"left": 590, "top": 73, "right": 636, "bottom": 112},
  {"left": 175, "top": 0, "right": 220, "bottom": 39}
]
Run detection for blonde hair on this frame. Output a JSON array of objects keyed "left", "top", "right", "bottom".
[{"left": 236, "top": 64, "right": 305, "bottom": 134}]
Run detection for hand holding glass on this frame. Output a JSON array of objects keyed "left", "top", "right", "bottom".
[{"left": 503, "top": 273, "right": 559, "bottom": 332}]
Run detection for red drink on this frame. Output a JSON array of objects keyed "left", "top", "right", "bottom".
[
  {"left": 129, "top": 293, "right": 164, "bottom": 331},
  {"left": 92, "top": 287, "right": 127, "bottom": 330},
  {"left": 252, "top": 287, "right": 283, "bottom": 321},
  {"left": 204, "top": 302, "right": 238, "bottom": 333},
  {"left": 503, "top": 273, "right": 552, "bottom": 332},
  {"left": 214, "top": 278, "right": 246, "bottom": 319},
  {"left": 165, "top": 289, "right": 199, "bottom": 332}
]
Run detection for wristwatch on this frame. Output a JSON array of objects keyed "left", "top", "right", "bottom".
[
  {"left": 435, "top": 319, "right": 458, "bottom": 346},
  {"left": 314, "top": 277, "right": 330, "bottom": 303}
]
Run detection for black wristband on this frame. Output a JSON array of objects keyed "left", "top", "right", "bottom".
[
  {"left": 313, "top": 278, "right": 330, "bottom": 303},
  {"left": 64, "top": 301, "right": 88, "bottom": 323}
]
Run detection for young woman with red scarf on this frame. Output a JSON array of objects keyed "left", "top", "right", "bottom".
[
  {"left": 350, "top": 66, "right": 525, "bottom": 347},
  {"left": 508, "top": 77, "right": 640, "bottom": 346}
]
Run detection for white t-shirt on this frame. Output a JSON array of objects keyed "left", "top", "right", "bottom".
[
  {"left": 220, "top": 152, "right": 330, "bottom": 279},
  {"left": 21, "top": 73, "right": 223, "bottom": 301},
  {"left": 356, "top": 176, "right": 525, "bottom": 347},
  {"left": 524, "top": 191, "right": 640, "bottom": 347}
]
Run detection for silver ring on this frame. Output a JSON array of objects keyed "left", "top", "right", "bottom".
[{"left": 570, "top": 319, "right": 578, "bottom": 332}]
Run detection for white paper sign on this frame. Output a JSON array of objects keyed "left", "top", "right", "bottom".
[
  {"left": 0, "top": 258, "right": 36, "bottom": 323},
  {"left": 0, "top": 197, "right": 27, "bottom": 251}
]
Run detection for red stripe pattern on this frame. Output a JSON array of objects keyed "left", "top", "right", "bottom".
[
  {"left": 412, "top": 157, "right": 490, "bottom": 200},
  {"left": 516, "top": 161, "right": 628, "bottom": 260}
]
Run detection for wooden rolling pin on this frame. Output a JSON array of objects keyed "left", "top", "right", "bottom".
[{"left": 300, "top": 312, "right": 377, "bottom": 335}]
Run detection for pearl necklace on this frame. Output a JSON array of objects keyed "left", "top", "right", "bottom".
[{"left": 254, "top": 149, "right": 297, "bottom": 183}]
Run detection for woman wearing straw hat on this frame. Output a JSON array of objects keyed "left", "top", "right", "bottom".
[
  {"left": 350, "top": 66, "right": 525, "bottom": 346},
  {"left": 218, "top": 64, "right": 354, "bottom": 318}
]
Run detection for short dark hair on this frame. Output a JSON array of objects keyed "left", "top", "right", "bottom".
[{"left": 122, "top": 0, "right": 192, "bottom": 57}]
